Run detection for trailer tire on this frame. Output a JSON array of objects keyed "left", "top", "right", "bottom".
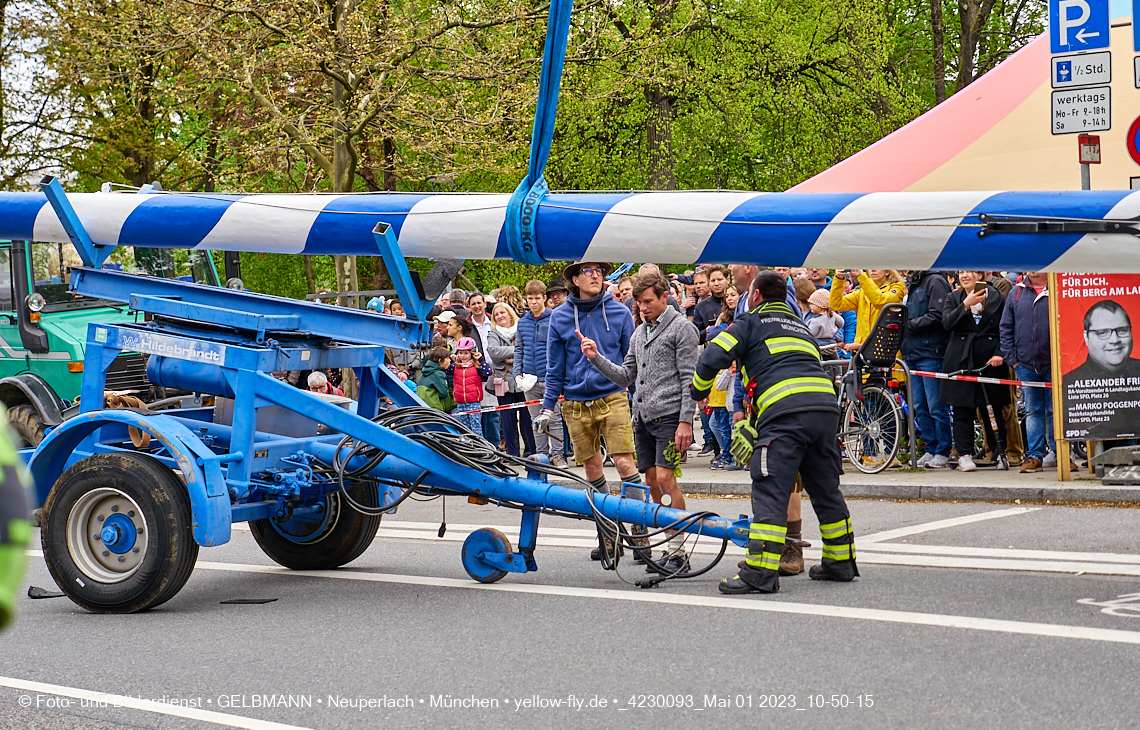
[
  {"left": 249, "top": 484, "right": 381, "bottom": 570},
  {"left": 40, "top": 452, "right": 199, "bottom": 613},
  {"left": 8, "top": 404, "right": 46, "bottom": 448}
]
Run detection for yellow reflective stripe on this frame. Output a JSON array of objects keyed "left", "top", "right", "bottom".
[
  {"left": 766, "top": 337, "right": 820, "bottom": 359},
  {"left": 755, "top": 377, "right": 835, "bottom": 416},
  {"left": 749, "top": 532, "right": 786, "bottom": 543},
  {"left": 822, "top": 546, "right": 855, "bottom": 559},
  {"left": 819, "top": 519, "right": 851, "bottom": 538},
  {"left": 711, "top": 332, "right": 739, "bottom": 353},
  {"left": 749, "top": 523, "right": 787, "bottom": 534},
  {"left": 746, "top": 553, "right": 782, "bottom": 570},
  {"left": 692, "top": 372, "right": 715, "bottom": 390}
]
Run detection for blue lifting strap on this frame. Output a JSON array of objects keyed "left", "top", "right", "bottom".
[{"left": 505, "top": 0, "right": 575, "bottom": 266}]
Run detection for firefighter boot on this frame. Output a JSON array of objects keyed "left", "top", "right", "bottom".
[
  {"left": 809, "top": 517, "right": 859, "bottom": 582},
  {"left": 720, "top": 534, "right": 782, "bottom": 594}
]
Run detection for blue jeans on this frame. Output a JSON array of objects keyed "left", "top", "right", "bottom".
[
  {"left": 908, "top": 357, "right": 952, "bottom": 456},
  {"left": 481, "top": 410, "right": 501, "bottom": 446},
  {"left": 712, "top": 407, "right": 734, "bottom": 460},
  {"left": 1016, "top": 364, "right": 1054, "bottom": 459},
  {"left": 700, "top": 408, "right": 720, "bottom": 454}
]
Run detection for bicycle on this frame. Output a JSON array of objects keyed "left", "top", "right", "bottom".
[{"left": 826, "top": 303, "right": 910, "bottom": 475}]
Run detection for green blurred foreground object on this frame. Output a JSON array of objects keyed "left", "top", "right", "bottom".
[{"left": 0, "top": 407, "right": 32, "bottom": 630}]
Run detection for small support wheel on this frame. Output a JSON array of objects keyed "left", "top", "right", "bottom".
[{"left": 461, "top": 528, "right": 512, "bottom": 583}]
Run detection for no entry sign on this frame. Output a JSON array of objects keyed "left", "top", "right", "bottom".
[{"left": 1128, "top": 116, "right": 1140, "bottom": 165}]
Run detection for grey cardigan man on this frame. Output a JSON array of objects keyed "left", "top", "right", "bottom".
[{"left": 578, "top": 271, "right": 699, "bottom": 569}]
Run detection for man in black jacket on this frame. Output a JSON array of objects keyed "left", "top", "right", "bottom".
[
  {"left": 692, "top": 264, "right": 729, "bottom": 341},
  {"left": 903, "top": 271, "right": 954, "bottom": 469},
  {"left": 692, "top": 270, "right": 856, "bottom": 595}
]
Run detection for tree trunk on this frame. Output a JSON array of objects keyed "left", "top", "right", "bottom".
[
  {"left": 644, "top": 0, "right": 677, "bottom": 191},
  {"left": 645, "top": 87, "right": 676, "bottom": 190},
  {"left": 931, "top": 0, "right": 946, "bottom": 103},
  {"left": 303, "top": 255, "right": 316, "bottom": 295},
  {"left": 956, "top": 0, "right": 996, "bottom": 91}
]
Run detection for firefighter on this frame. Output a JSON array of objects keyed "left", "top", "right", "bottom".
[
  {"left": 691, "top": 270, "right": 857, "bottom": 594},
  {"left": 0, "top": 407, "right": 31, "bottom": 630}
]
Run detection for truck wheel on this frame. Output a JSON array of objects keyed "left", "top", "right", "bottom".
[
  {"left": 8, "top": 404, "right": 46, "bottom": 447},
  {"left": 249, "top": 484, "right": 381, "bottom": 570},
  {"left": 41, "top": 452, "right": 199, "bottom": 613}
]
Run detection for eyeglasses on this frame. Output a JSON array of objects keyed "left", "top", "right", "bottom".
[
  {"left": 578, "top": 267, "right": 605, "bottom": 277},
  {"left": 1087, "top": 327, "right": 1131, "bottom": 340}
]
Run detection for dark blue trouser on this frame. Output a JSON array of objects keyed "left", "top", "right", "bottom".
[
  {"left": 481, "top": 410, "right": 501, "bottom": 447},
  {"left": 907, "top": 357, "right": 952, "bottom": 457}
]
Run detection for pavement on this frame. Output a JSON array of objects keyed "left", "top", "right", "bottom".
[
  {"left": 549, "top": 447, "right": 1140, "bottom": 504},
  {"left": 3, "top": 496, "right": 1140, "bottom": 729}
]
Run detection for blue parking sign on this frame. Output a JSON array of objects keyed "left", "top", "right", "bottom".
[
  {"left": 1056, "top": 60, "right": 1073, "bottom": 83},
  {"left": 1050, "top": 0, "right": 1110, "bottom": 53}
]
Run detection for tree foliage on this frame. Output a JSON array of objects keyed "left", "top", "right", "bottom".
[{"left": 1, "top": 0, "right": 1045, "bottom": 296}]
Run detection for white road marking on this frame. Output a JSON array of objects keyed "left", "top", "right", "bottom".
[
  {"left": 367, "top": 529, "right": 1140, "bottom": 577},
  {"left": 190, "top": 560, "right": 1140, "bottom": 646},
  {"left": 0, "top": 675, "right": 313, "bottom": 730},
  {"left": 859, "top": 507, "right": 1040, "bottom": 543},
  {"left": 1077, "top": 593, "right": 1140, "bottom": 617}
]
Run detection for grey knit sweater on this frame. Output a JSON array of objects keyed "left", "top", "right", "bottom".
[{"left": 587, "top": 304, "right": 699, "bottom": 424}]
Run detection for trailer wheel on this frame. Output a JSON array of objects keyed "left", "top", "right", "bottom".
[
  {"left": 461, "top": 528, "right": 513, "bottom": 583},
  {"left": 40, "top": 452, "right": 199, "bottom": 613},
  {"left": 249, "top": 484, "right": 381, "bottom": 570},
  {"left": 8, "top": 404, "right": 46, "bottom": 448}
]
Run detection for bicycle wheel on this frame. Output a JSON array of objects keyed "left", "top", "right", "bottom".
[{"left": 842, "top": 386, "right": 903, "bottom": 474}]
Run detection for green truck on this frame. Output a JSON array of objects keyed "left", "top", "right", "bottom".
[{"left": 0, "top": 239, "right": 220, "bottom": 446}]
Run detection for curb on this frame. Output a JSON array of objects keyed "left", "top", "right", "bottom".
[{"left": 550, "top": 478, "right": 1140, "bottom": 504}]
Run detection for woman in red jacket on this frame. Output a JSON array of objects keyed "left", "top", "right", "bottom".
[{"left": 448, "top": 337, "right": 492, "bottom": 436}]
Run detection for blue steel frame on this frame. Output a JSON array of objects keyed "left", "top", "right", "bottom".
[{"left": 27, "top": 179, "right": 750, "bottom": 580}]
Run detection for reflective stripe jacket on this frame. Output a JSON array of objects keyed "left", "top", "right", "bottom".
[{"left": 691, "top": 300, "right": 839, "bottom": 428}]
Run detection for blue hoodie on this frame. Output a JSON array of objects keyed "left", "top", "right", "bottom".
[
  {"left": 513, "top": 306, "right": 553, "bottom": 381},
  {"left": 543, "top": 291, "right": 635, "bottom": 409}
]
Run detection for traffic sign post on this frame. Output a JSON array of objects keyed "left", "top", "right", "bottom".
[
  {"left": 1050, "top": 0, "right": 1110, "bottom": 53},
  {"left": 1079, "top": 133, "right": 1100, "bottom": 189}
]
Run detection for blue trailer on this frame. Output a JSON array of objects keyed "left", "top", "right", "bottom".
[{"left": 20, "top": 177, "right": 747, "bottom": 612}]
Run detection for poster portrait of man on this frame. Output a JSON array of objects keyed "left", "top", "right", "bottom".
[{"left": 1062, "top": 297, "right": 1140, "bottom": 440}]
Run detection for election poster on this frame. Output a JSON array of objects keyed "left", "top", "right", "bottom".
[{"left": 1058, "top": 274, "right": 1140, "bottom": 441}]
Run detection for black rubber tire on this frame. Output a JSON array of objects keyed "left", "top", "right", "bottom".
[
  {"left": 843, "top": 386, "right": 902, "bottom": 475},
  {"left": 248, "top": 484, "right": 382, "bottom": 570},
  {"left": 8, "top": 404, "right": 46, "bottom": 448},
  {"left": 40, "top": 452, "right": 199, "bottom": 614}
]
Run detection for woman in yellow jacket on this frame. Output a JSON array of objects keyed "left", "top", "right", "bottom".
[{"left": 830, "top": 269, "right": 905, "bottom": 351}]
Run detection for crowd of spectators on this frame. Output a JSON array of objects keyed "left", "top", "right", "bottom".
[{"left": 296, "top": 264, "right": 1066, "bottom": 479}]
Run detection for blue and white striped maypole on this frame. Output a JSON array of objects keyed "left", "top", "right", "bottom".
[{"left": 0, "top": 188, "right": 1137, "bottom": 272}]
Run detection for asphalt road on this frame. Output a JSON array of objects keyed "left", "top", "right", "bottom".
[{"left": 2, "top": 496, "right": 1140, "bottom": 730}]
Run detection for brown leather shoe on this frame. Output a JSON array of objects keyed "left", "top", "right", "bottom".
[
  {"left": 778, "top": 541, "right": 804, "bottom": 576},
  {"left": 1019, "top": 457, "right": 1042, "bottom": 473}
]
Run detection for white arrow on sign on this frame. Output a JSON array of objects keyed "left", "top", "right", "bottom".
[
  {"left": 1058, "top": 0, "right": 1091, "bottom": 46},
  {"left": 1076, "top": 27, "right": 1101, "bottom": 43}
]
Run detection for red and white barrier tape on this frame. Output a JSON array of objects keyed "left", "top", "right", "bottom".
[
  {"left": 477, "top": 396, "right": 565, "bottom": 413},
  {"left": 909, "top": 370, "right": 1052, "bottom": 389},
  {"left": 471, "top": 372, "right": 1051, "bottom": 414}
]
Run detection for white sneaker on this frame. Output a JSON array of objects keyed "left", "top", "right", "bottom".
[
  {"left": 1041, "top": 452, "right": 1058, "bottom": 469},
  {"left": 957, "top": 454, "right": 977, "bottom": 472},
  {"left": 926, "top": 454, "right": 950, "bottom": 469},
  {"left": 916, "top": 452, "right": 934, "bottom": 468}
]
